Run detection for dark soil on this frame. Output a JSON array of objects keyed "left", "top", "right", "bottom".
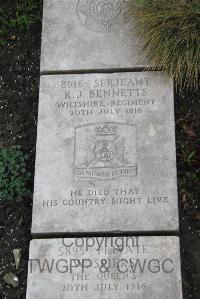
[
  {"left": 176, "top": 92, "right": 200, "bottom": 299},
  {"left": 0, "top": 8, "right": 41, "bottom": 298},
  {"left": 0, "top": 2, "right": 199, "bottom": 299}
]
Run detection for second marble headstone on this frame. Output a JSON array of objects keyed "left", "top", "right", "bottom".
[
  {"left": 32, "top": 72, "right": 178, "bottom": 234},
  {"left": 40, "top": 0, "right": 148, "bottom": 72},
  {"left": 26, "top": 237, "right": 183, "bottom": 298}
]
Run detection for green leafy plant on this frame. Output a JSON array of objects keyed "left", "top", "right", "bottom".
[
  {"left": 181, "top": 147, "right": 196, "bottom": 165},
  {"left": 0, "top": 0, "right": 42, "bottom": 45},
  {"left": 129, "top": 0, "right": 200, "bottom": 91},
  {"left": 0, "top": 145, "right": 31, "bottom": 201}
]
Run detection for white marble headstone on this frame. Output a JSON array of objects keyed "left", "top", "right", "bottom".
[
  {"left": 26, "top": 237, "right": 183, "bottom": 299},
  {"left": 41, "top": 0, "right": 148, "bottom": 72},
  {"left": 32, "top": 71, "right": 178, "bottom": 234}
]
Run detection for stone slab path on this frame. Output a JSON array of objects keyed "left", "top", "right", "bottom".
[{"left": 26, "top": 1, "right": 183, "bottom": 298}]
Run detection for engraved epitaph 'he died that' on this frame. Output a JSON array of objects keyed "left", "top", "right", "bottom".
[
  {"left": 40, "top": 0, "right": 148, "bottom": 72},
  {"left": 26, "top": 237, "right": 183, "bottom": 299},
  {"left": 32, "top": 72, "right": 178, "bottom": 234}
]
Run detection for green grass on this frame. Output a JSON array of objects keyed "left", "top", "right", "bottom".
[
  {"left": 129, "top": 0, "right": 200, "bottom": 91},
  {"left": 0, "top": 0, "right": 42, "bottom": 45}
]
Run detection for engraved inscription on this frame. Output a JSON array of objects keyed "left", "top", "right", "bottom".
[
  {"left": 74, "top": 122, "right": 137, "bottom": 179},
  {"left": 27, "top": 238, "right": 182, "bottom": 299},
  {"left": 95, "top": 140, "right": 117, "bottom": 162},
  {"left": 76, "top": 0, "right": 127, "bottom": 32},
  {"left": 32, "top": 73, "right": 178, "bottom": 234}
]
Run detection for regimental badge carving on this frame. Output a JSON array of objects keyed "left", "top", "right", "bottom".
[
  {"left": 74, "top": 123, "right": 138, "bottom": 180},
  {"left": 76, "top": 0, "right": 127, "bottom": 33}
]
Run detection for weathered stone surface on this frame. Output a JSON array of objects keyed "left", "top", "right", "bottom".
[
  {"left": 40, "top": 0, "right": 148, "bottom": 72},
  {"left": 26, "top": 237, "right": 183, "bottom": 299},
  {"left": 32, "top": 71, "right": 178, "bottom": 234}
]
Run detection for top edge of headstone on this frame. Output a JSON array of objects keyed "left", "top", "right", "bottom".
[{"left": 40, "top": 0, "right": 150, "bottom": 73}]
